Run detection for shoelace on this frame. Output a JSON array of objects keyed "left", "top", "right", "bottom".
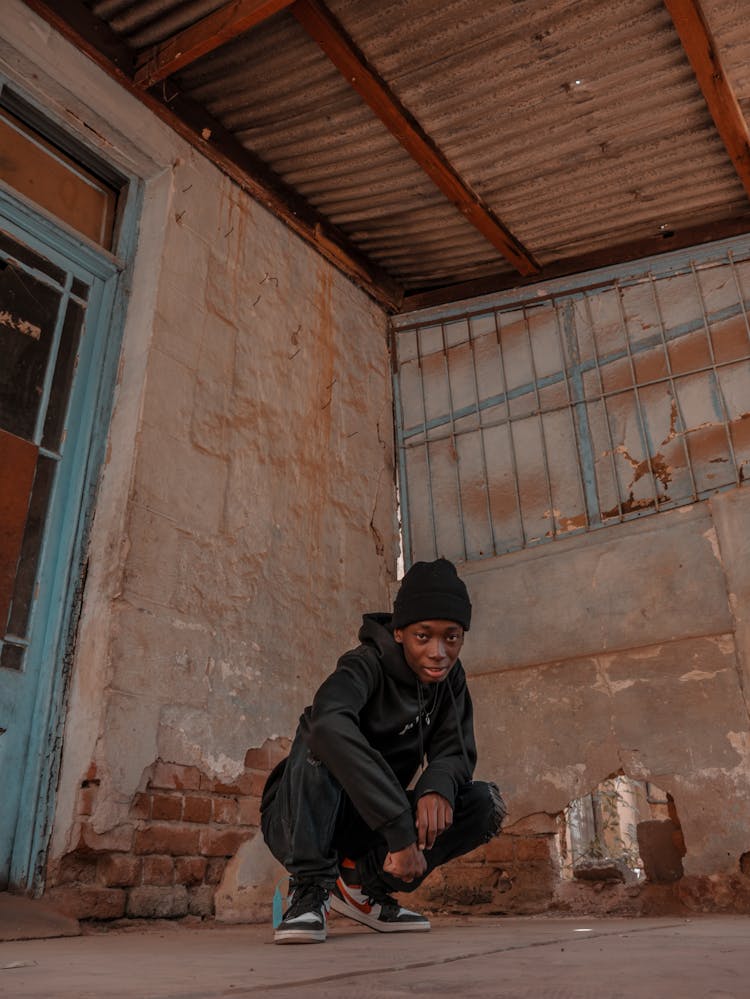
[
  {"left": 285, "top": 883, "right": 328, "bottom": 918},
  {"left": 366, "top": 890, "right": 399, "bottom": 916}
]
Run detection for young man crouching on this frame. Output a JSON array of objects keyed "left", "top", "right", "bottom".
[{"left": 260, "top": 558, "right": 506, "bottom": 943}]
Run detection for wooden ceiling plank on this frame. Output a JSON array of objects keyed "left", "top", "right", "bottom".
[
  {"left": 664, "top": 0, "right": 750, "bottom": 201},
  {"left": 21, "top": 0, "right": 403, "bottom": 311},
  {"left": 401, "top": 215, "right": 750, "bottom": 312},
  {"left": 291, "top": 0, "right": 539, "bottom": 277},
  {"left": 134, "top": 0, "right": 296, "bottom": 88}
]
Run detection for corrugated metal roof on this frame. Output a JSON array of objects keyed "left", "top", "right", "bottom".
[
  {"left": 77, "top": 0, "right": 750, "bottom": 297},
  {"left": 175, "top": 11, "right": 511, "bottom": 288}
]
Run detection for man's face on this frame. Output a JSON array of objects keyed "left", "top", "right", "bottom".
[{"left": 394, "top": 620, "right": 465, "bottom": 684}]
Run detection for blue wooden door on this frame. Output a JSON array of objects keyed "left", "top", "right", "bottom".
[{"left": 0, "top": 192, "right": 119, "bottom": 890}]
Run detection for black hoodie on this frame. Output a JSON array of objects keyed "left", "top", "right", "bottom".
[{"left": 299, "top": 613, "right": 477, "bottom": 853}]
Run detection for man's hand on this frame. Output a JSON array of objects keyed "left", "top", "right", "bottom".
[
  {"left": 416, "top": 792, "right": 453, "bottom": 851},
  {"left": 383, "top": 843, "right": 427, "bottom": 882}
]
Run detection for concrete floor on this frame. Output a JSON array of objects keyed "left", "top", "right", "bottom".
[{"left": 1, "top": 914, "right": 748, "bottom": 998}]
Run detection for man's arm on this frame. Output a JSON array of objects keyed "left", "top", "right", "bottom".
[
  {"left": 305, "top": 654, "right": 417, "bottom": 853},
  {"left": 412, "top": 663, "right": 477, "bottom": 831}
]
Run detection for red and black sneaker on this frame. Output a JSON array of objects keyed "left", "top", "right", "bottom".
[
  {"left": 274, "top": 882, "right": 330, "bottom": 944},
  {"left": 331, "top": 859, "right": 430, "bottom": 933}
]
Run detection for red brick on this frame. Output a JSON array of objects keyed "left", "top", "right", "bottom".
[
  {"left": 443, "top": 865, "right": 500, "bottom": 891},
  {"left": 205, "top": 858, "right": 227, "bottom": 884},
  {"left": 126, "top": 886, "right": 188, "bottom": 918},
  {"left": 515, "top": 836, "right": 552, "bottom": 862},
  {"left": 45, "top": 886, "right": 126, "bottom": 920},
  {"left": 151, "top": 793, "right": 183, "bottom": 821},
  {"left": 243, "top": 747, "right": 271, "bottom": 770},
  {"left": 84, "top": 762, "right": 98, "bottom": 783},
  {"left": 206, "top": 773, "right": 255, "bottom": 796},
  {"left": 212, "top": 797, "right": 238, "bottom": 824},
  {"left": 484, "top": 835, "right": 516, "bottom": 864},
  {"left": 200, "top": 827, "right": 251, "bottom": 857},
  {"left": 75, "top": 822, "right": 134, "bottom": 855},
  {"left": 134, "top": 824, "right": 200, "bottom": 856},
  {"left": 52, "top": 853, "right": 98, "bottom": 886},
  {"left": 243, "top": 739, "right": 289, "bottom": 771},
  {"left": 97, "top": 854, "right": 141, "bottom": 887},
  {"left": 78, "top": 787, "right": 97, "bottom": 817},
  {"left": 188, "top": 884, "right": 215, "bottom": 917},
  {"left": 237, "top": 797, "right": 261, "bottom": 827},
  {"left": 130, "top": 792, "right": 151, "bottom": 820},
  {"left": 247, "top": 770, "right": 269, "bottom": 796},
  {"left": 462, "top": 844, "right": 489, "bottom": 864},
  {"left": 150, "top": 761, "right": 202, "bottom": 791},
  {"left": 175, "top": 856, "right": 207, "bottom": 885},
  {"left": 183, "top": 796, "right": 212, "bottom": 824},
  {"left": 142, "top": 855, "right": 175, "bottom": 886}
]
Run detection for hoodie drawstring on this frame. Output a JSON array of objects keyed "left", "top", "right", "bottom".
[
  {"left": 415, "top": 677, "right": 472, "bottom": 781},
  {"left": 416, "top": 682, "right": 425, "bottom": 776}
]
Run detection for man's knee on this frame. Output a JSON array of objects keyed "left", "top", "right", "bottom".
[{"left": 456, "top": 780, "right": 507, "bottom": 842}]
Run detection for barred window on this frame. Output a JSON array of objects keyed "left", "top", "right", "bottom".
[{"left": 393, "top": 244, "right": 750, "bottom": 565}]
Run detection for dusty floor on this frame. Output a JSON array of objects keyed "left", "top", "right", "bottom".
[{"left": 0, "top": 912, "right": 748, "bottom": 998}]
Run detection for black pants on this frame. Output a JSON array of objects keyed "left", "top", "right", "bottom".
[{"left": 260, "top": 735, "right": 506, "bottom": 896}]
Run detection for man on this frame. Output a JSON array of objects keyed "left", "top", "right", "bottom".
[{"left": 260, "top": 558, "right": 506, "bottom": 944}]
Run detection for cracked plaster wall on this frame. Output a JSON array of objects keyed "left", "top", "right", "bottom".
[
  {"left": 462, "top": 489, "right": 750, "bottom": 877},
  {"left": 0, "top": 4, "right": 396, "bottom": 888}
]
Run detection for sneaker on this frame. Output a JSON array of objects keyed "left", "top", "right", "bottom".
[
  {"left": 331, "top": 872, "right": 430, "bottom": 933},
  {"left": 274, "top": 882, "right": 330, "bottom": 944}
]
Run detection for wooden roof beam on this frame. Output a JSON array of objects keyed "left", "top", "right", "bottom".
[
  {"left": 291, "top": 0, "right": 540, "bottom": 277},
  {"left": 664, "top": 0, "right": 750, "bottom": 201},
  {"left": 134, "top": 0, "right": 296, "bottom": 88},
  {"left": 22, "top": 0, "right": 403, "bottom": 311},
  {"left": 400, "top": 214, "right": 750, "bottom": 312}
]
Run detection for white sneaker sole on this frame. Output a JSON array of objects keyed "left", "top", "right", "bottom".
[
  {"left": 330, "top": 894, "right": 430, "bottom": 933},
  {"left": 274, "top": 927, "right": 326, "bottom": 944}
]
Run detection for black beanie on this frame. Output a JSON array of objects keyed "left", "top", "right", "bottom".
[{"left": 392, "top": 558, "right": 472, "bottom": 631}]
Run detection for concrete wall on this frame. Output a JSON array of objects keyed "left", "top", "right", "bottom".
[
  {"left": 421, "top": 489, "right": 750, "bottom": 914},
  {"left": 2, "top": 3, "right": 395, "bottom": 919}
]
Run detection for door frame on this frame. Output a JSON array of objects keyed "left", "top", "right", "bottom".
[{"left": 0, "top": 81, "right": 142, "bottom": 891}]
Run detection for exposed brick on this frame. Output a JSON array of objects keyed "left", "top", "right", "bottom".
[
  {"left": 183, "top": 796, "right": 212, "bottom": 824},
  {"left": 75, "top": 823, "right": 134, "bottom": 855},
  {"left": 199, "top": 827, "right": 251, "bottom": 857},
  {"left": 45, "top": 886, "right": 126, "bottom": 920},
  {"left": 462, "top": 844, "right": 489, "bottom": 864},
  {"left": 243, "top": 739, "right": 289, "bottom": 771},
  {"left": 443, "top": 865, "right": 501, "bottom": 891},
  {"left": 126, "top": 886, "right": 188, "bottom": 919},
  {"left": 203, "top": 773, "right": 255, "bottom": 796},
  {"left": 247, "top": 770, "right": 270, "bottom": 797},
  {"left": 205, "top": 857, "right": 227, "bottom": 884},
  {"left": 151, "top": 793, "right": 183, "bottom": 821},
  {"left": 98, "top": 854, "right": 141, "bottom": 888},
  {"left": 237, "top": 797, "right": 261, "bottom": 827},
  {"left": 150, "top": 761, "right": 202, "bottom": 791},
  {"left": 134, "top": 824, "right": 201, "bottom": 856},
  {"left": 130, "top": 792, "right": 151, "bottom": 820},
  {"left": 52, "top": 853, "right": 98, "bottom": 886},
  {"left": 84, "top": 762, "right": 98, "bottom": 783},
  {"left": 142, "top": 855, "right": 175, "bottom": 886},
  {"left": 506, "top": 813, "right": 559, "bottom": 836},
  {"left": 483, "top": 835, "right": 516, "bottom": 864},
  {"left": 243, "top": 747, "right": 270, "bottom": 770},
  {"left": 78, "top": 787, "right": 97, "bottom": 816},
  {"left": 188, "top": 884, "right": 215, "bottom": 918},
  {"left": 175, "top": 856, "right": 207, "bottom": 886},
  {"left": 212, "top": 797, "right": 238, "bottom": 825},
  {"left": 515, "top": 837, "right": 553, "bottom": 862}
]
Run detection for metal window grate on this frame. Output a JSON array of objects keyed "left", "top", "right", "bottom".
[{"left": 393, "top": 244, "right": 750, "bottom": 565}]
